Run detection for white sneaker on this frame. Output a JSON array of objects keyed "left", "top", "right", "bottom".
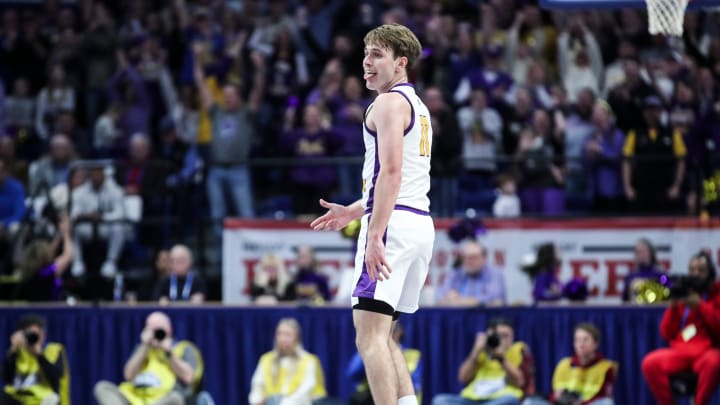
[
  {"left": 71, "top": 261, "right": 85, "bottom": 277},
  {"left": 100, "top": 261, "right": 118, "bottom": 279}
]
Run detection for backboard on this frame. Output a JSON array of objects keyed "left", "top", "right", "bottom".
[{"left": 540, "top": 0, "right": 720, "bottom": 9}]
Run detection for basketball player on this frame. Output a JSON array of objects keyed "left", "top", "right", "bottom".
[{"left": 311, "top": 24, "right": 434, "bottom": 405}]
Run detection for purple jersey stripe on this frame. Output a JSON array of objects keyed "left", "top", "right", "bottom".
[
  {"left": 353, "top": 216, "right": 388, "bottom": 298},
  {"left": 388, "top": 89, "right": 415, "bottom": 136},
  {"left": 364, "top": 204, "right": 430, "bottom": 216},
  {"left": 366, "top": 136, "right": 380, "bottom": 208}
]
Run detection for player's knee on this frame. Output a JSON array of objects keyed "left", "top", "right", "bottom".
[{"left": 355, "top": 333, "right": 386, "bottom": 356}]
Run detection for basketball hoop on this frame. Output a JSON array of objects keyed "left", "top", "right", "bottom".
[{"left": 646, "top": 0, "right": 689, "bottom": 36}]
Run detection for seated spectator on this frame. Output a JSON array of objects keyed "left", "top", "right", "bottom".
[
  {"left": 94, "top": 311, "right": 199, "bottom": 405},
  {"left": 524, "top": 323, "right": 617, "bottom": 405},
  {"left": 28, "top": 134, "right": 74, "bottom": 198},
  {"left": 346, "top": 323, "right": 422, "bottom": 405},
  {"left": 140, "top": 249, "right": 171, "bottom": 301},
  {"left": 432, "top": 318, "right": 535, "bottom": 405},
  {"left": 622, "top": 238, "right": 665, "bottom": 302},
  {"left": 292, "top": 245, "right": 331, "bottom": 304},
  {"left": 493, "top": 173, "right": 521, "bottom": 218},
  {"left": 642, "top": 252, "right": 720, "bottom": 405},
  {"left": 2, "top": 314, "right": 68, "bottom": 405},
  {"left": 522, "top": 242, "right": 563, "bottom": 303},
  {"left": 14, "top": 215, "right": 72, "bottom": 302},
  {"left": 437, "top": 241, "right": 506, "bottom": 306},
  {"left": 249, "top": 318, "right": 328, "bottom": 405},
  {"left": 583, "top": 100, "right": 625, "bottom": 212},
  {"left": 153, "top": 244, "right": 206, "bottom": 304},
  {"left": 251, "top": 253, "right": 294, "bottom": 304},
  {"left": 70, "top": 164, "right": 126, "bottom": 278}
]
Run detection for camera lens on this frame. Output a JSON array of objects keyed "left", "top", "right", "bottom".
[
  {"left": 154, "top": 329, "right": 166, "bottom": 341},
  {"left": 24, "top": 331, "right": 39, "bottom": 345},
  {"left": 486, "top": 333, "right": 500, "bottom": 349}
]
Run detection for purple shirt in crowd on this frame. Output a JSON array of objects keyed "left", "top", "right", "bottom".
[
  {"left": 583, "top": 128, "right": 625, "bottom": 198},
  {"left": 294, "top": 268, "right": 331, "bottom": 301},
  {"left": 108, "top": 66, "right": 151, "bottom": 142},
  {"left": 437, "top": 266, "right": 506, "bottom": 305},
  {"left": 533, "top": 270, "right": 563, "bottom": 302},
  {"left": 282, "top": 128, "right": 342, "bottom": 186}
]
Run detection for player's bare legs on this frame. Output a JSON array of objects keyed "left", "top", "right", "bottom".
[
  {"left": 354, "top": 309, "right": 398, "bottom": 404},
  {"left": 389, "top": 321, "right": 416, "bottom": 399}
]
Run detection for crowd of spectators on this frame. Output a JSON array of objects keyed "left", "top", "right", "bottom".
[{"left": 0, "top": 0, "right": 719, "bottom": 294}]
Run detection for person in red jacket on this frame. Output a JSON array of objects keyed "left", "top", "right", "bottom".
[{"left": 642, "top": 251, "right": 720, "bottom": 405}]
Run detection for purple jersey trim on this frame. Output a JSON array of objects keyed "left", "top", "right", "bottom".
[
  {"left": 388, "top": 90, "right": 415, "bottom": 136},
  {"left": 364, "top": 204, "right": 430, "bottom": 216},
  {"left": 353, "top": 215, "right": 388, "bottom": 298},
  {"left": 366, "top": 137, "right": 380, "bottom": 208}
]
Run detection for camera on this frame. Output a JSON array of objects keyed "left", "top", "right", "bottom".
[
  {"left": 669, "top": 275, "right": 707, "bottom": 299},
  {"left": 554, "top": 390, "right": 581, "bottom": 405},
  {"left": 153, "top": 329, "right": 167, "bottom": 341},
  {"left": 24, "top": 330, "right": 39, "bottom": 345},
  {"left": 486, "top": 333, "right": 500, "bottom": 350}
]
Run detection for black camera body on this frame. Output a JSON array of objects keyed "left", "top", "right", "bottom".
[
  {"left": 554, "top": 390, "right": 581, "bottom": 405},
  {"left": 669, "top": 275, "right": 707, "bottom": 299},
  {"left": 153, "top": 329, "right": 167, "bottom": 341},
  {"left": 486, "top": 333, "right": 501, "bottom": 350},
  {"left": 24, "top": 330, "right": 40, "bottom": 345}
]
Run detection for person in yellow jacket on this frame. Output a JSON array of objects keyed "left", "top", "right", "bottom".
[
  {"left": 2, "top": 315, "right": 66, "bottom": 405},
  {"left": 249, "top": 318, "right": 330, "bottom": 405},
  {"left": 93, "top": 312, "right": 200, "bottom": 405},
  {"left": 522, "top": 323, "right": 617, "bottom": 405},
  {"left": 432, "top": 318, "right": 535, "bottom": 405}
]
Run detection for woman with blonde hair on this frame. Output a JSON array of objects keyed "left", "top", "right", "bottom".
[
  {"left": 14, "top": 215, "right": 73, "bottom": 301},
  {"left": 251, "top": 253, "right": 294, "bottom": 303},
  {"left": 249, "top": 318, "right": 327, "bottom": 405}
]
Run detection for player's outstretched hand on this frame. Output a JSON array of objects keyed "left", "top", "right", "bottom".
[{"left": 310, "top": 199, "right": 354, "bottom": 231}]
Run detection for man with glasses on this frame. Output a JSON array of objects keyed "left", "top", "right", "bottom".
[{"left": 436, "top": 240, "right": 506, "bottom": 306}]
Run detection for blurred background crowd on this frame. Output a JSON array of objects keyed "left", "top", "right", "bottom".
[{"left": 0, "top": 0, "right": 718, "bottom": 302}]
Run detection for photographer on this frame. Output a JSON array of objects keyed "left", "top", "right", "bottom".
[
  {"left": 432, "top": 318, "right": 535, "bottom": 405},
  {"left": 642, "top": 252, "right": 720, "bottom": 405},
  {"left": 1, "top": 314, "right": 66, "bottom": 405},
  {"left": 93, "top": 311, "right": 199, "bottom": 405},
  {"left": 523, "top": 323, "right": 617, "bottom": 405}
]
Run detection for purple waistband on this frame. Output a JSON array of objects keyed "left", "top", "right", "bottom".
[{"left": 365, "top": 204, "right": 430, "bottom": 216}]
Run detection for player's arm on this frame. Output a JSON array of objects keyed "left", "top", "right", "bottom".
[{"left": 366, "top": 92, "right": 408, "bottom": 241}]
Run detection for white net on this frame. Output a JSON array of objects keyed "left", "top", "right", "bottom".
[{"left": 646, "top": 0, "right": 690, "bottom": 36}]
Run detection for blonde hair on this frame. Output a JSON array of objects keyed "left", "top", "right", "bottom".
[
  {"left": 19, "top": 241, "right": 53, "bottom": 280},
  {"left": 271, "top": 318, "right": 305, "bottom": 383},
  {"left": 254, "top": 253, "right": 290, "bottom": 294},
  {"left": 364, "top": 24, "right": 422, "bottom": 70}
]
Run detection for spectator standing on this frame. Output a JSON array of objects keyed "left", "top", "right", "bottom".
[{"left": 583, "top": 101, "right": 625, "bottom": 212}]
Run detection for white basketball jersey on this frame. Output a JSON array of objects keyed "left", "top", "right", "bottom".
[{"left": 361, "top": 83, "right": 432, "bottom": 213}]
